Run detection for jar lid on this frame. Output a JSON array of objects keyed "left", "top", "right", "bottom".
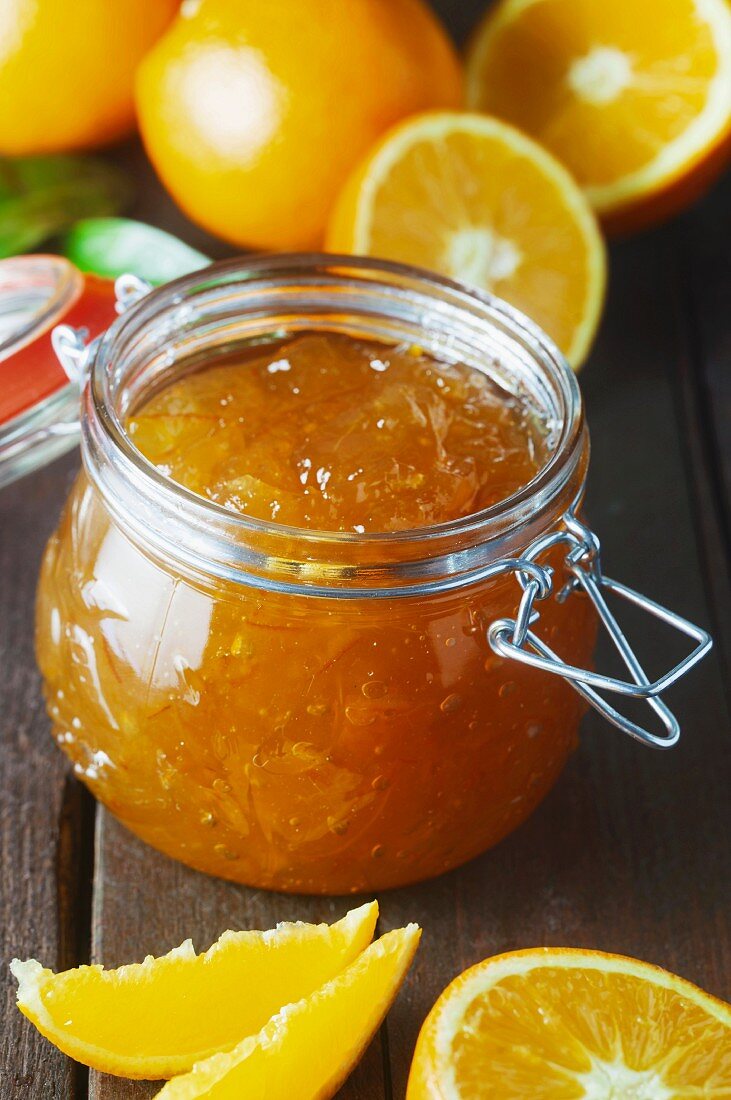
[{"left": 0, "top": 255, "right": 118, "bottom": 489}]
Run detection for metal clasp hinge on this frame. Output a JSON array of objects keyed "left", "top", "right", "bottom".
[
  {"left": 487, "top": 512, "right": 712, "bottom": 749},
  {"left": 52, "top": 274, "right": 153, "bottom": 387}
]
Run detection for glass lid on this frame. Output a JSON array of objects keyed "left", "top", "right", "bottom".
[{"left": 0, "top": 255, "right": 118, "bottom": 489}]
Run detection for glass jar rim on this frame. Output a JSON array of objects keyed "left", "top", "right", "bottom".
[{"left": 82, "top": 253, "right": 588, "bottom": 595}]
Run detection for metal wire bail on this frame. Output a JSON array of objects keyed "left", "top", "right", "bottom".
[
  {"left": 52, "top": 275, "right": 154, "bottom": 388},
  {"left": 114, "top": 273, "right": 153, "bottom": 314},
  {"left": 487, "top": 510, "right": 713, "bottom": 749}
]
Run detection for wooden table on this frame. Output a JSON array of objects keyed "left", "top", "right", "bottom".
[{"left": 2, "top": 4, "right": 730, "bottom": 1096}]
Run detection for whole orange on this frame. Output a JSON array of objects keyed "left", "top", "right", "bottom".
[
  {"left": 0, "top": 0, "right": 180, "bottom": 155},
  {"left": 136, "top": 0, "right": 463, "bottom": 250}
]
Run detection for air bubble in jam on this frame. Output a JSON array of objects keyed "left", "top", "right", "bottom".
[
  {"left": 362, "top": 680, "right": 388, "bottom": 699},
  {"left": 440, "top": 693, "right": 463, "bottom": 715},
  {"left": 35, "top": 328, "right": 597, "bottom": 893}
]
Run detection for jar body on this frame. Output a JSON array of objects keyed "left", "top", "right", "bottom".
[{"left": 36, "top": 471, "right": 595, "bottom": 893}]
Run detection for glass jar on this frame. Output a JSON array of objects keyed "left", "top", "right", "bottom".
[{"left": 31, "top": 255, "right": 710, "bottom": 894}]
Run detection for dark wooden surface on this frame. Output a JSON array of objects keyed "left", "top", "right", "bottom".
[{"left": 2, "top": 2, "right": 731, "bottom": 1097}]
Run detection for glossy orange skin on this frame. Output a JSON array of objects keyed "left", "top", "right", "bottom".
[
  {"left": 135, "top": 0, "right": 463, "bottom": 250},
  {"left": 0, "top": 0, "right": 179, "bottom": 154},
  {"left": 36, "top": 338, "right": 595, "bottom": 893},
  {"left": 601, "top": 127, "right": 731, "bottom": 236}
]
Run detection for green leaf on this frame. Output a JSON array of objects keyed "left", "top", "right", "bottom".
[
  {"left": 0, "top": 155, "right": 132, "bottom": 258},
  {"left": 59, "top": 217, "right": 210, "bottom": 284}
]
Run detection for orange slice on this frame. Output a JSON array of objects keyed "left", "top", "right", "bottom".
[
  {"left": 11, "top": 901, "right": 377, "bottom": 1080},
  {"left": 407, "top": 947, "right": 731, "bottom": 1097},
  {"left": 466, "top": 0, "right": 731, "bottom": 232},
  {"left": 156, "top": 925, "right": 421, "bottom": 1099},
  {"left": 327, "top": 111, "right": 606, "bottom": 369}
]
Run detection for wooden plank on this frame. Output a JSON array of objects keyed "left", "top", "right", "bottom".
[
  {"left": 381, "top": 223, "right": 731, "bottom": 1095},
  {"left": 679, "top": 177, "right": 731, "bottom": 525},
  {"left": 89, "top": 143, "right": 390, "bottom": 1100},
  {"left": 88, "top": 815, "right": 385, "bottom": 1100},
  {"left": 0, "top": 452, "right": 91, "bottom": 1099},
  {"left": 673, "top": 180, "right": 731, "bottom": 690},
  {"left": 86, "top": 7, "right": 479, "bottom": 1091}
]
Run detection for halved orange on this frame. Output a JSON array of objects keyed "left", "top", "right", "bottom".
[
  {"left": 407, "top": 947, "right": 731, "bottom": 1097},
  {"left": 156, "top": 925, "right": 421, "bottom": 1099},
  {"left": 466, "top": 0, "right": 731, "bottom": 232},
  {"left": 11, "top": 901, "right": 377, "bottom": 1079},
  {"left": 327, "top": 111, "right": 606, "bottom": 369}
]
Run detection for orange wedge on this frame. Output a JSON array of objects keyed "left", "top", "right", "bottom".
[
  {"left": 466, "top": 0, "right": 731, "bottom": 232},
  {"left": 407, "top": 947, "right": 731, "bottom": 1097},
  {"left": 11, "top": 901, "right": 377, "bottom": 1080},
  {"left": 327, "top": 111, "right": 606, "bottom": 369},
  {"left": 156, "top": 925, "right": 421, "bottom": 1100}
]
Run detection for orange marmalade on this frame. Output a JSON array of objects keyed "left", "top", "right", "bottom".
[
  {"left": 127, "top": 334, "right": 548, "bottom": 531},
  {"left": 36, "top": 329, "right": 595, "bottom": 893}
]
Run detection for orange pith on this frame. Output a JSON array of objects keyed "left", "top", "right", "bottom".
[
  {"left": 407, "top": 947, "right": 731, "bottom": 1098},
  {"left": 466, "top": 0, "right": 731, "bottom": 230}
]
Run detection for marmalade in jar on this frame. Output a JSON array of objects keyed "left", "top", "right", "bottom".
[{"left": 36, "top": 331, "right": 595, "bottom": 893}]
